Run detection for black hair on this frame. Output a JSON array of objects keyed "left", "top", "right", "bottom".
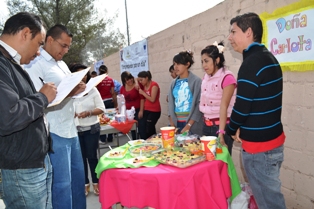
[
  {"left": 2, "top": 12, "right": 43, "bottom": 39},
  {"left": 138, "top": 71, "right": 152, "bottom": 80},
  {"left": 121, "top": 71, "right": 134, "bottom": 86},
  {"left": 91, "top": 71, "right": 97, "bottom": 76},
  {"left": 98, "top": 65, "right": 108, "bottom": 75},
  {"left": 46, "top": 24, "right": 73, "bottom": 42},
  {"left": 230, "top": 12, "right": 263, "bottom": 43},
  {"left": 69, "top": 63, "right": 91, "bottom": 83},
  {"left": 173, "top": 50, "right": 194, "bottom": 69},
  {"left": 169, "top": 64, "right": 174, "bottom": 72},
  {"left": 201, "top": 41, "right": 225, "bottom": 69}
]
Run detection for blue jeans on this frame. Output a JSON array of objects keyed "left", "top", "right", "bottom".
[
  {"left": 78, "top": 129, "right": 99, "bottom": 184},
  {"left": 177, "top": 121, "right": 187, "bottom": 134},
  {"left": 242, "top": 145, "right": 286, "bottom": 209},
  {"left": 49, "top": 133, "right": 86, "bottom": 209},
  {"left": 202, "top": 123, "right": 234, "bottom": 155},
  {"left": 0, "top": 155, "right": 52, "bottom": 209}
]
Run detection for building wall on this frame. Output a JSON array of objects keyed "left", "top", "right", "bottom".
[{"left": 103, "top": 0, "right": 314, "bottom": 208}]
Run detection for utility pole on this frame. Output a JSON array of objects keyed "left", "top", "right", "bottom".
[{"left": 125, "top": 0, "right": 130, "bottom": 46}]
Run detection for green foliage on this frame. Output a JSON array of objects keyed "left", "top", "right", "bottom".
[{"left": 6, "top": 0, "right": 126, "bottom": 65}]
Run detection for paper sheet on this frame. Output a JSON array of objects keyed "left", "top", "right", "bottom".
[
  {"left": 47, "top": 68, "right": 89, "bottom": 107},
  {"left": 72, "top": 74, "right": 107, "bottom": 98}
]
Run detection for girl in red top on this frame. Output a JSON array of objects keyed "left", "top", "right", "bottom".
[
  {"left": 96, "top": 65, "right": 115, "bottom": 142},
  {"left": 137, "top": 71, "right": 161, "bottom": 139},
  {"left": 120, "top": 71, "right": 145, "bottom": 140}
]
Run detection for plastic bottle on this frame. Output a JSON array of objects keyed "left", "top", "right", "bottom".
[
  {"left": 120, "top": 101, "right": 126, "bottom": 116},
  {"left": 216, "top": 137, "right": 223, "bottom": 154},
  {"left": 117, "top": 94, "right": 125, "bottom": 114}
]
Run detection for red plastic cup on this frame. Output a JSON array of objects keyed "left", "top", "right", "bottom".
[
  {"left": 160, "top": 127, "right": 175, "bottom": 149},
  {"left": 200, "top": 136, "right": 217, "bottom": 161}
]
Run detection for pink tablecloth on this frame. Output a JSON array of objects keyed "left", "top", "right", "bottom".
[{"left": 99, "top": 161, "right": 231, "bottom": 209}]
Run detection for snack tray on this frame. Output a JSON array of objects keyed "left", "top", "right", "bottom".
[
  {"left": 152, "top": 148, "right": 205, "bottom": 168},
  {"left": 176, "top": 140, "right": 202, "bottom": 154}
]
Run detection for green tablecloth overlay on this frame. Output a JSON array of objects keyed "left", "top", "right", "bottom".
[
  {"left": 95, "top": 143, "right": 160, "bottom": 178},
  {"left": 216, "top": 146, "right": 242, "bottom": 201},
  {"left": 95, "top": 144, "right": 241, "bottom": 201}
]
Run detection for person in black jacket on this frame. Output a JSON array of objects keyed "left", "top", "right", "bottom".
[
  {"left": 227, "top": 13, "right": 286, "bottom": 209},
  {"left": 0, "top": 12, "right": 57, "bottom": 209}
]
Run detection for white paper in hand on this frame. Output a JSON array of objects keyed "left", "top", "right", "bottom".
[
  {"left": 72, "top": 74, "right": 107, "bottom": 98},
  {"left": 47, "top": 68, "right": 89, "bottom": 107}
]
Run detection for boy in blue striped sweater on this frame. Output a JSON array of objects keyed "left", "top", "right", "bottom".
[{"left": 227, "top": 13, "right": 286, "bottom": 209}]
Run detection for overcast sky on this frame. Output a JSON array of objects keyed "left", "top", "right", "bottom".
[{"left": 0, "top": 0, "right": 224, "bottom": 44}]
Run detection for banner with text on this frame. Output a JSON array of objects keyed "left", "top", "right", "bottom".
[
  {"left": 120, "top": 39, "right": 149, "bottom": 77},
  {"left": 260, "top": 0, "right": 314, "bottom": 71},
  {"left": 94, "top": 60, "right": 104, "bottom": 74}
]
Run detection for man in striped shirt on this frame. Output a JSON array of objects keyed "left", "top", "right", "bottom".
[{"left": 227, "top": 13, "right": 286, "bottom": 209}]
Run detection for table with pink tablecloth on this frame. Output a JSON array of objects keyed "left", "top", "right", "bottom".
[{"left": 99, "top": 160, "right": 231, "bottom": 209}]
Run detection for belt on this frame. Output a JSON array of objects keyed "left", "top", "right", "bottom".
[
  {"left": 103, "top": 98, "right": 113, "bottom": 102},
  {"left": 204, "top": 118, "right": 230, "bottom": 126}
]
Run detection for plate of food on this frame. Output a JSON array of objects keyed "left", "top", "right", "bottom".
[
  {"left": 129, "top": 143, "right": 162, "bottom": 157},
  {"left": 104, "top": 149, "right": 126, "bottom": 159},
  {"left": 128, "top": 139, "right": 146, "bottom": 146},
  {"left": 105, "top": 108, "right": 116, "bottom": 116},
  {"left": 99, "top": 115, "right": 111, "bottom": 125},
  {"left": 124, "top": 156, "right": 153, "bottom": 167}
]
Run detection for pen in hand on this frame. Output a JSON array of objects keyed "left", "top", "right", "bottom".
[{"left": 39, "top": 77, "right": 46, "bottom": 85}]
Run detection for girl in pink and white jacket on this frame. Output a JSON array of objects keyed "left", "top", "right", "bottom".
[{"left": 199, "top": 41, "right": 237, "bottom": 155}]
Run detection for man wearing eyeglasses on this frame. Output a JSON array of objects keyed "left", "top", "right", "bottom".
[{"left": 25, "top": 24, "right": 86, "bottom": 209}]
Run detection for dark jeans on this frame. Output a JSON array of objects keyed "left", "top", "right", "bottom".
[
  {"left": 141, "top": 110, "right": 161, "bottom": 139},
  {"left": 78, "top": 128, "right": 100, "bottom": 184},
  {"left": 100, "top": 99, "right": 114, "bottom": 142},
  {"left": 177, "top": 121, "right": 187, "bottom": 134},
  {"left": 131, "top": 108, "right": 143, "bottom": 140},
  {"left": 202, "top": 122, "right": 234, "bottom": 155}
]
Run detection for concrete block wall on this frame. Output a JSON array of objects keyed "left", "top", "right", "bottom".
[{"left": 103, "top": 0, "right": 314, "bottom": 208}]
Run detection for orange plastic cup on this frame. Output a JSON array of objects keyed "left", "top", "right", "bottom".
[
  {"left": 200, "top": 136, "right": 217, "bottom": 161},
  {"left": 160, "top": 127, "right": 175, "bottom": 149}
]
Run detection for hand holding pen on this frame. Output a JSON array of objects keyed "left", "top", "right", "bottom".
[{"left": 38, "top": 77, "right": 57, "bottom": 103}]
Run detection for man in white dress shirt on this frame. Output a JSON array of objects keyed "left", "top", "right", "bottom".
[{"left": 25, "top": 24, "right": 86, "bottom": 209}]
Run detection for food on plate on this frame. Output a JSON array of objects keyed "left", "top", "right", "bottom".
[
  {"left": 178, "top": 140, "right": 202, "bottom": 154},
  {"left": 99, "top": 114, "right": 111, "bottom": 125},
  {"left": 128, "top": 139, "right": 145, "bottom": 146},
  {"left": 105, "top": 149, "right": 126, "bottom": 159},
  {"left": 129, "top": 143, "right": 162, "bottom": 157},
  {"left": 146, "top": 135, "right": 163, "bottom": 145},
  {"left": 132, "top": 145, "right": 160, "bottom": 153},
  {"left": 153, "top": 148, "right": 205, "bottom": 168},
  {"left": 123, "top": 156, "right": 153, "bottom": 167},
  {"left": 109, "top": 151, "right": 122, "bottom": 157},
  {"left": 132, "top": 156, "right": 152, "bottom": 164}
]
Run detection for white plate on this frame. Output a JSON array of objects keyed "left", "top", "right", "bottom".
[
  {"left": 104, "top": 149, "right": 126, "bottom": 159},
  {"left": 124, "top": 157, "right": 151, "bottom": 167},
  {"left": 128, "top": 139, "right": 145, "bottom": 146},
  {"left": 106, "top": 108, "right": 116, "bottom": 114}
]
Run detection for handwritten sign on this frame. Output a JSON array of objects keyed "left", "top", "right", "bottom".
[{"left": 260, "top": 0, "right": 314, "bottom": 71}]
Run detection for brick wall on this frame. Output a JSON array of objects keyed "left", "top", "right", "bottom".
[{"left": 103, "top": 0, "right": 314, "bottom": 208}]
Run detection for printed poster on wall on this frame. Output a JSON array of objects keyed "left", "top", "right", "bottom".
[
  {"left": 260, "top": 0, "right": 314, "bottom": 72},
  {"left": 120, "top": 39, "right": 149, "bottom": 77},
  {"left": 94, "top": 60, "right": 104, "bottom": 74}
]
